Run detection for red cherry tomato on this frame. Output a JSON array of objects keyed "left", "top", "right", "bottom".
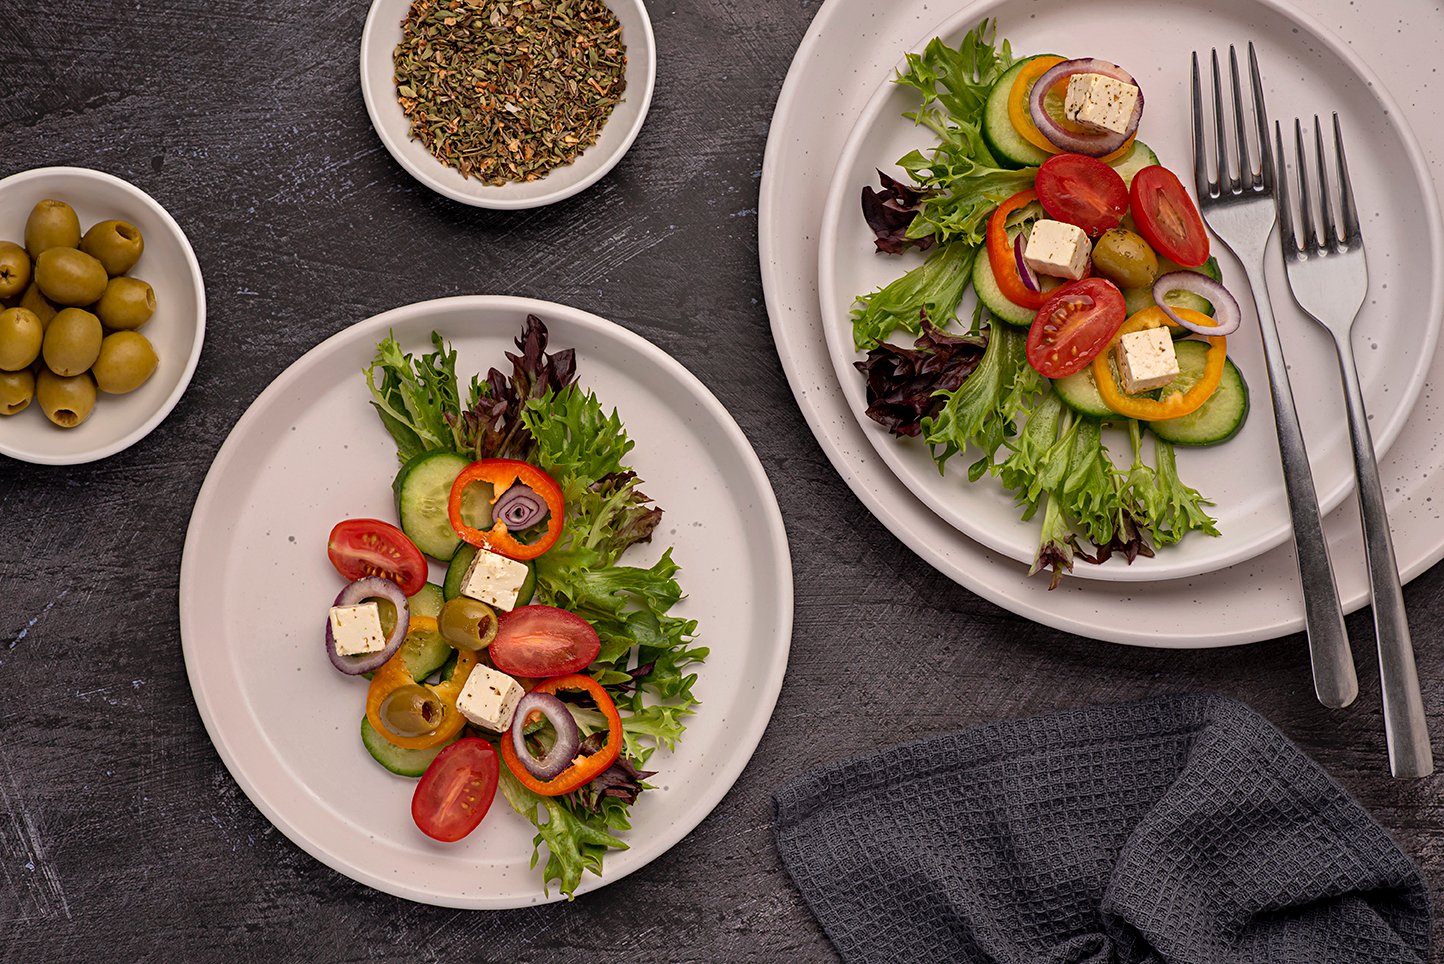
[
  {"left": 327, "top": 518, "right": 427, "bottom": 597},
  {"left": 1025, "top": 278, "right": 1128, "bottom": 378},
  {"left": 1130, "top": 165, "right": 1210, "bottom": 266},
  {"left": 1035, "top": 154, "right": 1129, "bottom": 237},
  {"left": 411, "top": 738, "right": 499, "bottom": 843},
  {"left": 488, "top": 605, "right": 601, "bottom": 678}
]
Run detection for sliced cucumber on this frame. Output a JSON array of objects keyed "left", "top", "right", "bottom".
[
  {"left": 1122, "top": 256, "right": 1224, "bottom": 327},
  {"left": 1148, "top": 340, "right": 1250, "bottom": 445},
  {"left": 393, "top": 450, "right": 469, "bottom": 561},
  {"left": 360, "top": 620, "right": 452, "bottom": 684},
  {"left": 360, "top": 715, "right": 459, "bottom": 777},
  {"left": 408, "top": 582, "right": 444, "bottom": 620},
  {"left": 973, "top": 240, "right": 1038, "bottom": 327},
  {"left": 443, "top": 542, "right": 537, "bottom": 607},
  {"left": 516, "top": 561, "right": 537, "bottom": 607},
  {"left": 982, "top": 55, "right": 1059, "bottom": 169},
  {"left": 1107, "top": 140, "right": 1160, "bottom": 188},
  {"left": 1052, "top": 369, "right": 1114, "bottom": 419}
]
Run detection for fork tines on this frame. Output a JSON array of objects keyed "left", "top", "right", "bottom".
[
  {"left": 1190, "top": 44, "right": 1274, "bottom": 199},
  {"left": 1274, "top": 113, "right": 1363, "bottom": 258}
]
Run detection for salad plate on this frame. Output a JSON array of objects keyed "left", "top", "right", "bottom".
[
  {"left": 814, "top": 0, "right": 1442, "bottom": 584},
  {"left": 761, "top": 0, "right": 1444, "bottom": 644},
  {"left": 179, "top": 296, "right": 791, "bottom": 907}
]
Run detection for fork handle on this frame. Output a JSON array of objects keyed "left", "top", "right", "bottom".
[
  {"left": 1332, "top": 335, "right": 1433, "bottom": 777},
  {"left": 1243, "top": 259, "right": 1358, "bottom": 708}
]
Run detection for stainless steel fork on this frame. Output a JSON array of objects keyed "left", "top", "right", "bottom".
[
  {"left": 1190, "top": 45, "right": 1356, "bottom": 709},
  {"left": 1273, "top": 115, "right": 1433, "bottom": 778}
]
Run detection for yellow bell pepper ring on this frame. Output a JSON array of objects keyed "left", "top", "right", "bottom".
[
  {"left": 366, "top": 616, "right": 477, "bottom": 750},
  {"left": 1091, "top": 307, "right": 1226, "bottom": 421}
]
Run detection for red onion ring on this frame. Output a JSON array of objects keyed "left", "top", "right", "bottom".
[
  {"left": 510, "top": 692, "right": 581, "bottom": 780},
  {"left": 493, "top": 483, "right": 550, "bottom": 530},
  {"left": 1151, "top": 271, "right": 1242, "bottom": 336},
  {"left": 1028, "top": 58, "right": 1143, "bottom": 157},
  {"left": 1013, "top": 234, "right": 1042, "bottom": 292},
  {"left": 324, "top": 576, "right": 410, "bottom": 675}
]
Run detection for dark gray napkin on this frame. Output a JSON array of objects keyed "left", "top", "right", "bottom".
[{"left": 773, "top": 693, "right": 1429, "bottom": 964}]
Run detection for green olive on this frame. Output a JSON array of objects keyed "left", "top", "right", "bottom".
[
  {"left": 35, "top": 368, "right": 96, "bottom": 428},
  {"left": 95, "top": 276, "right": 156, "bottom": 330},
  {"left": 91, "top": 331, "right": 158, "bottom": 394},
  {"left": 0, "top": 369, "right": 34, "bottom": 415},
  {"left": 0, "top": 241, "right": 30, "bottom": 299},
  {"left": 35, "top": 247, "right": 109, "bottom": 307},
  {"left": 42, "top": 308, "right": 103, "bottom": 376},
  {"left": 24, "top": 199, "right": 81, "bottom": 258},
  {"left": 378, "top": 683, "right": 445, "bottom": 737},
  {"left": 0, "top": 307, "right": 43, "bottom": 371},
  {"left": 1091, "top": 229, "right": 1160, "bottom": 290},
  {"left": 438, "top": 596, "right": 499, "bottom": 651},
  {"left": 79, "top": 219, "right": 144, "bottom": 277},
  {"left": 19, "top": 282, "right": 58, "bottom": 329}
]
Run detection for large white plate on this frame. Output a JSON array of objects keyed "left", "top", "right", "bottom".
[
  {"left": 179, "top": 296, "right": 791, "bottom": 907},
  {"left": 815, "top": 0, "right": 1442, "bottom": 582},
  {"left": 761, "top": 0, "right": 1444, "bottom": 644}
]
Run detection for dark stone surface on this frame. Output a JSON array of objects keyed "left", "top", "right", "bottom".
[{"left": 1, "top": 0, "right": 1439, "bottom": 960}]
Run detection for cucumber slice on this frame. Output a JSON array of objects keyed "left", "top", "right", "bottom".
[
  {"left": 1052, "top": 369, "right": 1114, "bottom": 419},
  {"left": 361, "top": 619, "right": 453, "bottom": 683},
  {"left": 1122, "top": 256, "right": 1224, "bottom": 328},
  {"left": 1148, "top": 340, "right": 1250, "bottom": 446},
  {"left": 360, "top": 715, "right": 459, "bottom": 778},
  {"left": 516, "top": 560, "right": 537, "bottom": 607},
  {"left": 443, "top": 543, "right": 537, "bottom": 607},
  {"left": 982, "top": 56, "right": 1059, "bottom": 169},
  {"left": 393, "top": 450, "right": 469, "bottom": 561},
  {"left": 408, "top": 582, "right": 444, "bottom": 620},
  {"left": 973, "top": 239, "right": 1038, "bottom": 327},
  {"left": 1107, "top": 140, "right": 1160, "bottom": 188}
]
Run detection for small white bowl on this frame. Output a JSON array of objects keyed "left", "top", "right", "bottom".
[
  {"left": 0, "top": 167, "right": 205, "bottom": 466},
  {"left": 359, "top": 0, "right": 656, "bottom": 209}
]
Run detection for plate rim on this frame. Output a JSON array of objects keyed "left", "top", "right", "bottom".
[
  {"left": 811, "top": 0, "right": 1443, "bottom": 584},
  {"left": 178, "top": 294, "right": 793, "bottom": 906}
]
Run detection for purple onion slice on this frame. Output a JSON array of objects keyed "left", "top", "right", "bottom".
[
  {"left": 324, "top": 575, "right": 410, "bottom": 675},
  {"left": 1013, "top": 233, "right": 1042, "bottom": 292},
  {"left": 510, "top": 692, "right": 581, "bottom": 780},
  {"left": 1151, "top": 271, "right": 1242, "bottom": 336},
  {"left": 1028, "top": 58, "right": 1143, "bottom": 157},
  {"left": 493, "top": 483, "right": 550, "bottom": 531}
]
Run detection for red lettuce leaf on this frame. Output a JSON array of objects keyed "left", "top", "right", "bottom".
[
  {"left": 854, "top": 317, "right": 987, "bottom": 437},
  {"left": 861, "top": 171, "right": 936, "bottom": 255}
]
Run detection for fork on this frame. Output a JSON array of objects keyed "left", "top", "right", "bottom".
[
  {"left": 1190, "top": 45, "right": 1357, "bottom": 710},
  {"left": 1273, "top": 115, "right": 1433, "bottom": 778}
]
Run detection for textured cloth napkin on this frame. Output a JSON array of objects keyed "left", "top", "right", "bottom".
[{"left": 773, "top": 693, "right": 1430, "bottom": 964}]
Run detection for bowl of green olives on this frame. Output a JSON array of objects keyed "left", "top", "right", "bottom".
[{"left": 0, "top": 167, "right": 204, "bottom": 465}]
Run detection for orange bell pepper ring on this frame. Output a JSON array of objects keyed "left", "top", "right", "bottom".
[
  {"left": 366, "top": 616, "right": 477, "bottom": 749},
  {"left": 1007, "top": 55, "right": 1135, "bottom": 162},
  {"left": 1091, "top": 306, "right": 1227, "bottom": 421},
  {"left": 987, "top": 189, "right": 1049, "bottom": 311},
  {"left": 447, "top": 459, "right": 565, "bottom": 561},
  {"left": 500, "top": 674, "right": 622, "bottom": 796}
]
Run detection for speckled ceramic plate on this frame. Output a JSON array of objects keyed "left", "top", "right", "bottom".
[
  {"left": 762, "top": 0, "right": 1444, "bottom": 643},
  {"left": 179, "top": 296, "right": 791, "bottom": 907}
]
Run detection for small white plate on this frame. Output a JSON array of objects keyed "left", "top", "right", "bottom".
[
  {"left": 0, "top": 167, "right": 205, "bottom": 466},
  {"left": 815, "top": 0, "right": 1442, "bottom": 583},
  {"left": 179, "top": 296, "right": 792, "bottom": 907},
  {"left": 360, "top": 0, "right": 656, "bottom": 209}
]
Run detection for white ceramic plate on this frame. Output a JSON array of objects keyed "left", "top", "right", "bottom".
[
  {"left": 815, "top": 0, "right": 1442, "bottom": 582},
  {"left": 179, "top": 296, "right": 791, "bottom": 907},
  {"left": 360, "top": 0, "right": 656, "bottom": 209},
  {"left": 762, "top": 0, "right": 1444, "bottom": 644},
  {"left": 0, "top": 167, "right": 205, "bottom": 465}
]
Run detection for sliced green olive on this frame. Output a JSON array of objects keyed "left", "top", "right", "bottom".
[
  {"left": 438, "top": 596, "right": 499, "bottom": 651},
  {"left": 379, "top": 684, "right": 445, "bottom": 737}
]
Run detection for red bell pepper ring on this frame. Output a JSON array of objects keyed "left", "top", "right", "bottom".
[
  {"left": 500, "top": 674, "right": 622, "bottom": 796},
  {"left": 447, "top": 459, "right": 565, "bottom": 561}
]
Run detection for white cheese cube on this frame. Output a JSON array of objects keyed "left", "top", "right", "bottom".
[
  {"left": 1024, "top": 220, "right": 1091, "bottom": 280},
  {"left": 1063, "top": 73, "right": 1141, "bottom": 136},
  {"left": 1115, "top": 328, "right": 1181, "bottom": 394},
  {"left": 459, "top": 549, "right": 530, "bottom": 612},
  {"left": 456, "top": 664, "right": 524, "bottom": 733},
  {"left": 329, "top": 602, "right": 387, "bottom": 657}
]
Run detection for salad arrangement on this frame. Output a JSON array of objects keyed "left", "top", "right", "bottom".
[
  {"left": 320, "top": 316, "right": 704, "bottom": 898},
  {"left": 852, "top": 20, "right": 1250, "bottom": 586}
]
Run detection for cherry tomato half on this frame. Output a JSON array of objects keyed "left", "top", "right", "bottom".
[
  {"left": 1130, "top": 166, "right": 1210, "bottom": 267},
  {"left": 327, "top": 518, "right": 427, "bottom": 597},
  {"left": 1025, "top": 277, "right": 1128, "bottom": 378},
  {"left": 1035, "top": 154, "right": 1129, "bottom": 237},
  {"left": 488, "top": 605, "right": 601, "bottom": 678},
  {"left": 411, "top": 738, "right": 499, "bottom": 843}
]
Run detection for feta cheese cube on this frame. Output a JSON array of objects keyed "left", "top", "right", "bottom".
[
  {"left": 1114, "top": 327, "right": 1180, "bottom": 394},
  {"left": 1063, "top": 73, "right": 1141, "bottom": 136},
  {"left": 456, "top": 664, "right": 524, "bottom": 733},
  {"left": 329, "top": 602, "right": 387, "bottom": 657},
  {"left": 459, "top": 549, "right": 530, "bottom": 612},
  {"left": 1024, "top": 219, "right": 1091, "bottom": 280}
]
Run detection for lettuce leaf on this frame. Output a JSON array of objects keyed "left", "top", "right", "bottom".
[
  {"left": 923, "top": 321, "right": 1045, "bottom": 476},
  {"left": 850, "top": 242, "right": 975, "bottom": 351},
  {"left": 497, "top": 766, "right": 627, "bottom": 900}
]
